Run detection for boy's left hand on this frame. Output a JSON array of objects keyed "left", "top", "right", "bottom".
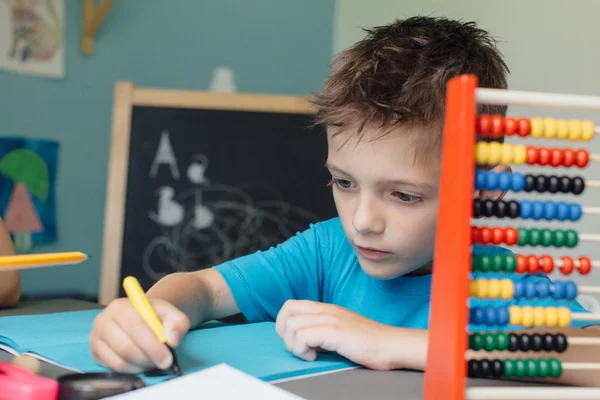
[{"left": 275, "top": 299, "right": 403, "bottom": 370}]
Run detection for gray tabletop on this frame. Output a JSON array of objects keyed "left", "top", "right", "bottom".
[{"left": 0, "top": 298, "right": 547, "bottom": 399}]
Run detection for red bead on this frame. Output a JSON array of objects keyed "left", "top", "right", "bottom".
[
  {"left": 477, "top": 115, "right": 491, "bottom": 134},
  {"left": 559, "top": 256, "right": 575, "bottom": 275},
  {"left": 538, "top": 147, "right": 551, "bottom": 166},
  {"left": 550, "top": 148, "right": 563, "bottom": 167},
  {"left": 563, "top": 148, "right": 575, "bottom": 167},
  {"left": 578, "top": 256, "right": 592, "bottom": 275},
  {"left": 518, "top": 118, "right": 531, "bottom": 137},
  {"left": 480, "top": 227, "right": 492, "bottom": 244},
  {"left": 492, "top": 227, "right": 504, "bottom": 244},
  {"left": 471, "top": 226, "right": 481, "bottom": 243},
  {"left": 526, "top": 146, "right": 539, "bottom": 165},
  {"left": 540, "top": 255, "right": 554, "bottom": 274},
  {"left": 527, "top": 255, "right": 540, "bottom": 274},
  {"left": 505, "top": 117, "right": 517, "bottom": 135},
  {"left": 491, "top": 115, "right": 505, "bottom": 137},
  {"left": 505, "top": 227, "right": 518, "bottom": 245},
  {"left": 516, "top": 255, "right": 527, "bottom": 273},
  {"left": 575, "top": 150, "right": 589, "bottom": 168}
]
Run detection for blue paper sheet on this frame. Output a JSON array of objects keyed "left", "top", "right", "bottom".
[{"left": 0, "top": 310, "right": 356, "bottom": 384}]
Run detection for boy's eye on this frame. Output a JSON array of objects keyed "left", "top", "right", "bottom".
[
  {"left": 337, "top": 179, "right": 354, "bottom": 189},
  {"left": 394, "top": 192, "right": 420, "bottom": 204}
]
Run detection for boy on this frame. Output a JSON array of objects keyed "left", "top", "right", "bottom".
[
  {"left": 90, "top": 16, "right": 600, "bottom": 386},
  {"left": 0, "top": 217, "right": 20, "bottom": 307}
]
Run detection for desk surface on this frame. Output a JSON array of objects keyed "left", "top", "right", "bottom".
[{"left": 0, "top": 299, "right": 547, "bottom": 399}]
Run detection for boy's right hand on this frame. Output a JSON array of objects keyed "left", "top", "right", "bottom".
[{"left": 89, "top": 297, "right": 190, "bottom": 373}]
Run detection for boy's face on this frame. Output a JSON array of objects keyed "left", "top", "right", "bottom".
[{"left": 326, "top": 123, "right": 441, "bottom": 279}]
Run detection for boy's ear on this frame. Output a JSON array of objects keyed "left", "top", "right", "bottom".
[{"left": 476, "top": 164, "right": 513, "bottom": 201}]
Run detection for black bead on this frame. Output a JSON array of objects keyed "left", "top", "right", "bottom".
[
  {"left": 531, "top": 333, "right": 543, "bottom": 351},
  {"left": 508, "top": 200, "right": 520, "bottom": 218},
  {"left": 559, "top": 176, "right": 572, "bottom": 193},
  {"left": 474, "top": 200, "right": 482, "bottom": 218},
  {"left": 492, "top": 359, "right": 504, "bottom": 377},
  {"left": 519, "top": 333, "right": 531, "bottom": 351},
  {"left": 572, "top": 177, "right": 585, "bottom": 195},
  {"left": 508, "top": 333, "right": 519, "bottom": 351},
  {"left": 483, "top": 200, "right": 495, "bottom": 217},
  {"left": 524, "top": 174, "right": 535, "bottom": 192},
  {"left": 534, "top": 175, "right": 547, "bottom": 192},
  {"left": 542, "top": 334, "right": 554, "bottom": 351},
  {"left": 495, "top": 200, "right": 507, "bottom": 218},
  {"left": 547, "top": 176, "right": 559, "bottom": 193},
  {"left": 480, "top": 359, "right": 491, "bottom": 377},
  {"left": 468, "top": 360, "right": 481, "bottom": 377},
  {"left": 555, "top": 333, "right": 568, "bottom": 353}
]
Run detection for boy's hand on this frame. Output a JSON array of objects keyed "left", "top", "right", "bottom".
[
  {"left": 275, "top": 300, "right": 404, "bottom": 370},
  {"left": 89, "top": 297, "right": 190, "bottom": 373}
]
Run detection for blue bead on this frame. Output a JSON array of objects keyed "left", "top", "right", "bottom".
[
  {"left": 470, "top": 307, "right": 484, "bottom": 325},
  {"left": 520, "top": 200, "right": 532, "bottom": 219},
  {"left": 497, "top": 306, "right": 509, "bottom": 326},
  {"left": 485, "top": 306, "right": 498, "bottom": 325},
  {"left": 475, "top": 170, "right": 486, "bottom": 189},
  {"left": 511, "top": 172, "right": 525, "bottom": 192},
  {"left": 565, "top": 281, "right": 578, "bottom": 300},
  {"left": 514, "top": 281, "right": 524, "bottom": 299},
  {"left": 535, "top": 280, "right": 550, "bottom": 298},
  {"left": 543, "top": 201, "right": 556, "bottom": 220},
  {"left": 552, "top": 281, "right": 565, "bottom": 300},
  {"left": 569, "top": 203, "right": 582, "bottom": 221},
  {"left": 556, "top": 202, "right": 569, "bottom": 221},
  {"left": 532, "top": 201, "right": 544, "bottom": 220},
  {"left": 498, "top": 172, "right": 512, "bottom": 191},
  {"left": 486, "top": 171, "right": 498, "bottom": 191},
  {"left": 524, "top": 281, "right": 537, "bottom": 298}
]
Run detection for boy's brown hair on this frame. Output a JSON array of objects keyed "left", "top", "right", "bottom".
[{"left": 311, "top": 16, "right": 509, "bottom": 155}]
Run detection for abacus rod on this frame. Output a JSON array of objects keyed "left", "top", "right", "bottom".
[
  {"left": 572, "top": 312, "right": 600, "bottom": 321},
  {"left": 579, "top": 233, "right": 600, "bottom": 242},
  {"left": 578, "top": 285, "right": 600, "bottom": 294},
  {"left": 586, "top": 180, "right": 600, "bottom": 189},
  {"left": 466, "top": 387, "right": 600, "bottom": 400},
  {"left": 476, "top": 88, "right": 600, "bottom": 110},
  {"left": 567, "top": 337, "right": 600, "bottom": 346},
  {"left": 583, "top": 207, "right": 600, "bottom": 215},
  {"left": 591, "top": 154, "right": 600, "bottom": 162}
]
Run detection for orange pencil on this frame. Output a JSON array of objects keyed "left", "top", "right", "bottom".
[{"left": 0, "top": 252, "right": 88, "bottom": 270}]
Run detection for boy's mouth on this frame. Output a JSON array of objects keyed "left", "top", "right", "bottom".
[{"left": 355, "top": 245, "right": 392, "bottom": 260}]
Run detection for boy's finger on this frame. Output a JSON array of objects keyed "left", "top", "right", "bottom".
[
  {"left": 276, "top": 300, "right": 333, "bottom": 335},
  {"left": 281, "top": 313, "right": 336, "bottom": 351},
  {"left": 93, "top": 339, "right": 144, "bottom": 374},
  {"left": 153, "top": 301, "right": 190, "bottom": 347},
  {"left": 294, "top": 325, "right": 339, "bottom": 358}
]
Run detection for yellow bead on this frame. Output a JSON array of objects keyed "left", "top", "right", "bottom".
[
  {"left": 469, "top": 280, "right": 477, "bottom": 297},
  {"left": 521, "top": 306, "right": 534, "bottom": 327},
  {"left": 473, "top": 279, "right": 488, "bottom": 299},
  {"left": 530, "top": 118, "right": 544, "bottom": 138},
  {"left": 568, "top": 120, "right": 582, "bottom": 141},
  {"left": 533, "top": 306, "right": 545, "bottom": 327},
  {"left": 475, "top": 142, "right": 488, "bottom": 165},
  {"left": 543, "top": 118, "right": 557, "bottom": 139},
  {"left": 487, "top": 142, "right": 502, "bottom": 165},
  {"left": 582, "top": 120, "right": 595, "bottom": 141},
  {"left": 513, "top": 144, "right": 527, "bottom": 165},
  {"left": 488, "top": 279, "right": 500, "bottom": 299},
  {"left": 556, "top": 119, "right": 569, "bottom": 139},
  {"left": 500, "top": 279, "right": 514, "bottom": 300},
  {"left": 509, "top": 305, "right": 521, "bottom": 325},
  {"left": 545, "top": 307, "right": 558, "bottom": 327},
  {"left": 558, "top": 306, "right": 571, "bottom": 328},
  {"left": 500, "top": 143, "right": 513, "bottom": 164}
]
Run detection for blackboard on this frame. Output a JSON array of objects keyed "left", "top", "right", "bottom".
[{"left": 98, "top": 82, "right": 337, "bottom": 305}]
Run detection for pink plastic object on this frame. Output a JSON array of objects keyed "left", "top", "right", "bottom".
[{"left": 0, "top": 360, "right": 58, "bottom": 400}]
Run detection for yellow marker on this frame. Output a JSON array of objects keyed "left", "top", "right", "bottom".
[
  {"left": 123, "top": 276, "right": 182, "bottom": 376},
  {"left": 0, "top": 252, "right": 88, "bottom": 270}
]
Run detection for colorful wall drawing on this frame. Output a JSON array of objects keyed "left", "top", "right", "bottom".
[
  {"left": 0, "top": 0, "right": 65, "bottom": 78},
  {"left": 0, "top": 138, "right": 58, "bottom": 251}
]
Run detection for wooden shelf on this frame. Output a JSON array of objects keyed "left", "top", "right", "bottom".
[{"left": 82, "top": 0, "right": 114, "bottom": 55}]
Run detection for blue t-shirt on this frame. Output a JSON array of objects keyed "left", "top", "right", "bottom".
[{"left": 214, "top": 217, "right": 593, "bottom": 330}]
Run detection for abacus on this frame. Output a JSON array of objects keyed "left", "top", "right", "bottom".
[{"left": 424, "top": 74, "right": 600, "bottom": 400}]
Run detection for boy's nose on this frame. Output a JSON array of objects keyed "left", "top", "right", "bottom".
[{"left": 352, "top": 197, "right": 385, "bottom": 235}]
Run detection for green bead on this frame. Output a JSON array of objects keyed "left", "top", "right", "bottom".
[
  {"left": 565, "top": 230, "right": 578, "bottom": 248},
  {"left": 549, "top": 358, "right": 562, "bottom": 378},
  {"left": 496, "top": 332, "right": 508, "bottom": 351},
  {"left": 540, "top": 229, "right": 553, "bottom": 246},
  {"left": 526, "top": 359, "right": 539, "bottom": 378},
  {"left": 504, "top": 254, "right": 516, "bottom": 273},
  {"left": 538, "top": 360, "right": 549, "bottom": 378},
  {"left": 517, "top": 228, "right": 529, "bottom": 246},
  {"left": 480, "top": 255, "right": 492, "bottom": 272},
  {"left": 503, "top": 359, "right": 515, "bottom": 377},
  {"left": 552, "top": 230, "right": 565, "bottom": 247},
  {"left": 469, "top": 333, "right": 483, "bottom": 351},
  {"left": 472, "top": 254, "right": 480, "bottom": 272},
  {"left": 529, "top": 229, "right": 541, "bottom": 246},
  {"left": 515, "top": 359, "right": 526, "bottom": 378},
  {"left": 491, "top": 255, "right": 504, "bottom": 272},
  {"left": 484, "top": 333, "right": 496, "bottom": 351}
]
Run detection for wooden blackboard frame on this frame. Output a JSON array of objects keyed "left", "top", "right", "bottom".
[{"left": 98, "top": 81, "right": 317, "bottom": 305}]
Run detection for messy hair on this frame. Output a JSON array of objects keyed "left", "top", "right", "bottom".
[{"left": 311, "top": 16, "right": 509, "bottom": 155}]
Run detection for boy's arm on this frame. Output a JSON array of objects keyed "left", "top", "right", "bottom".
[{"left": 0, "top": 219, "right": 19, "bottom": 307}]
